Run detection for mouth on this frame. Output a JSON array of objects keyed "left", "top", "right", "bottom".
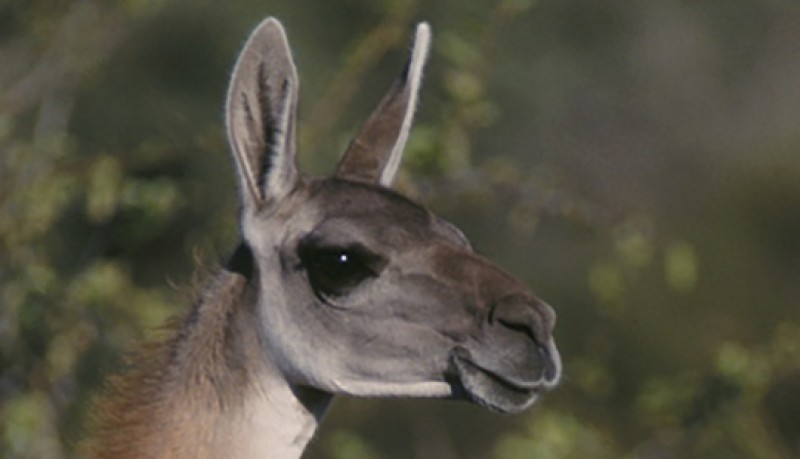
[{"left": 450, "top": 353, "right": 544, "bottom": 414}]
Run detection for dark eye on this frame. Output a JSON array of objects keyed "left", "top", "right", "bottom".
[{"left": 299, "top": 245, "right": 378, "bottom": 300}]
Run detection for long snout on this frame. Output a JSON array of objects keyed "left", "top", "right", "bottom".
[
  {"left": 489, "top": 295, "right": 561, "bottom": 385},
  {"left": 433, "top": 247, "right": 562, "bottom": 411}
]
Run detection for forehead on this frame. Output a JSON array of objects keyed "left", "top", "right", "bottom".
[{"left": 301, "top": 178, "right": 468, "bottom": 248}]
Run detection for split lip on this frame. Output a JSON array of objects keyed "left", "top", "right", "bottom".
[
  {"left": 449, "top": 352, "right": 542, "bottom": 414},
  {"left": 453, "top": 353, "right": 550, "bottom": 393}
]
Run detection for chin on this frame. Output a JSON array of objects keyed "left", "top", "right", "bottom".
[{"left": 451, "top": 354, "right": 546, "bottom": 414}]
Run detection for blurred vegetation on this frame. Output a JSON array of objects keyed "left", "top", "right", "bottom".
[{"left": 2, "top": 0, "right": 800, "bottom": 458}]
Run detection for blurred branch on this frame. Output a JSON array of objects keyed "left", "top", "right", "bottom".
[
  {"left": 300, "top": 3, "right": 417, "bottom": 156},
  {"left": 0, "top": 0, "right": 132, "bottom": 230},
  {"left": 0, "top": 1, "right": 129, "bottom": 121}
]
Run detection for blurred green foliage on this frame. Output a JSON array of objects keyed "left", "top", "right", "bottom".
[{"left": 2, "top": 0, "right": 800, "bottom": 458}]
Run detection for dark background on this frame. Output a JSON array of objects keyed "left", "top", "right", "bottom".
[{"left": 1, "top": 0, "right": 799, "bottom": 457}]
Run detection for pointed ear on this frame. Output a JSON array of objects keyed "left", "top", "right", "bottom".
[
  {"left": 335, "top": 23, "right": 431, "bottom": 187},
  {"left": 226, "top": 17, "right": 300, "bottom": 212}
]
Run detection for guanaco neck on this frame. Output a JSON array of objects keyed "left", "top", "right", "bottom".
[{"left": 87, "top": 245, "right": 331, "bottom": 459}]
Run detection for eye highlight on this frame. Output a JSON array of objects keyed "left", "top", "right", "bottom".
[{"left": 298, "top": 242, "right": 382, "bottom": 301}]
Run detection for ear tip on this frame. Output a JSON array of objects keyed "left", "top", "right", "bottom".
[
  {"left": 257, "top": 16, "right": 284, "bottom": 30},
  {"left": 409, "top": 22, "right": 432, "bottom": 73},
  {"left": 415, "top": 22, "right": 432, "bottom": 44},
  {"left": 237, "top": 16, "right": 297, "bottom": 78},
  {"left": 250, "top": 16, "right": 289, "bottom": 41}
]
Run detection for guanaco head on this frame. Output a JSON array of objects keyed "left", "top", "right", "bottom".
[{"left": 225, "top": 18, "right": 560, "bottom": 413}]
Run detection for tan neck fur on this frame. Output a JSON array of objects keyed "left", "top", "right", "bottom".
[{"left": 85, "top": 269, "right": 329, "bottom": 459}]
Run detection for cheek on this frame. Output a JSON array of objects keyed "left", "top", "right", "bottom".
[
  {"left": 345, "top": 273, "right": 479, "bottom": 345},
  {"left": 254, "top": 270, "right": 326, "bottom": 369},
  {"left": 331, "top": 316, "right": 456, "bottom": 385},
  {"left": 392, "top": 272, "right": 481, "bottom": 333}
]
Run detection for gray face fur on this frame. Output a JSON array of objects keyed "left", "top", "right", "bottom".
[{"left": 226, "top": 18, "right": 560, "bottom": 414}]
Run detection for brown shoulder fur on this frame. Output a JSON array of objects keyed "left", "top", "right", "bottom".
[{"left": 81, "top": 268, "right": 263, "bottom": 459}]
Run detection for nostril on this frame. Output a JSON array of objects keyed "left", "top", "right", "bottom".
[
  {"left": 490, "top": 296, "right": 550, "bottom": 345},
  {"left": 496, "top": 317, "right": 537, "bottom": 342}
]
